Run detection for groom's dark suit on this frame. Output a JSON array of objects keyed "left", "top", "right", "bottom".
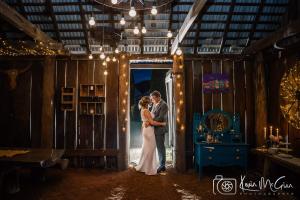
[{"left": 151, "top": 99, "right": 168, "bottom": 168}]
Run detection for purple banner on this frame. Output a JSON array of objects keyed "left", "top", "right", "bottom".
[{"left": 203, "top": 73, "right": 230, "bottom": 93}]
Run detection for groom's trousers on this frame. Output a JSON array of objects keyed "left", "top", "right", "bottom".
[{"left": 155, "top": 134, "right": 166, "bottom": 167}]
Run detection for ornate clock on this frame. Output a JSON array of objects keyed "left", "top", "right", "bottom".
[{"left": 280, "top": 61, "right": 300, "bottom": 129}]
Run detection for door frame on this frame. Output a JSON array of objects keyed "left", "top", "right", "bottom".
[{"left": 117, "top": 54, "right": 186, "bottom": 172}]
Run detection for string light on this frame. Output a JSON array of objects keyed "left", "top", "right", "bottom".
[
  {"left": 133, "top": 26, "right": 139, "bottom": 35},
  {"left": 115, "top": 48, "right": 120, "bottom": 54},
  {"left": 88, "top": 54, "right": 93, "bottom": 59},
  {"left": 112, "top": 57, "right": 117, "bottom": 62},
  {"left": 111, "top": 0, "right": 118, "bottom": 5},
  {"left": 129, "top": 7, "right": 136, "bottom": 17},
  {"left": 176, "top": 47, "right": 183, "bottom": 56},
  {"left": 141, "top": 26, "right": 147, "bottom": 34},
  {"left": 167, "top": 30, "right": 173, "bottom": 38},
  {"left": 102, "top": 61, "right": 107, "bottom": 66},
  {"left": 89, "top": 16, "right": 96, "bottom": 26},
  {"left": 151, "top": 6, "right": 158, "bottom": 15},
  {"left": 104, "top": 69, "right": 108, "bottom": 76},
  {"left": 120, "top": 16, "right": 126, "bottom": 25},
  {"left": 106, "top": 56, "right": 111, "bottom": 62},
  {"left": 100, "top": 52, "right": 106, "bottom": 60}
]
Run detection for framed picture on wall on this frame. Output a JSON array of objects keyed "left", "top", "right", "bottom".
[{"left": 203, "top": 73, "right": 230, "bottom": 93}]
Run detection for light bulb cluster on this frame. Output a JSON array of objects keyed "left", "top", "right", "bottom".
[{"left": 133, "top": 26, "right": 147, "bottom": 35}]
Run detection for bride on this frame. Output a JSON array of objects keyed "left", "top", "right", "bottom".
[{"left": 135, "top": 96, "right": 166, "bottom": 175}]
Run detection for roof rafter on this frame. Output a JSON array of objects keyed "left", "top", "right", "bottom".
[
  {"left": 0, "top": 0, "right": 63, "bottom": 51},
  {"left": 171, "top": 0, "right": 208, "bottom": 54}
]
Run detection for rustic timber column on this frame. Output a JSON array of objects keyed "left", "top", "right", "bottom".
[
  {"left": 254, "top": 53, "right": 267, "bottom": 147},
  {"left": 41, "top": 56, "right": 55, "bottom": 148},
  {"left": 173, "top": 54, "right": 186, "bottom": 172},
  {"left": 118, "top": 54, "right": 130, "bottom": 170}
]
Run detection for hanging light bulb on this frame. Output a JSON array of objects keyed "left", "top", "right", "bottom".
[
  {"left": 141, "top": 26, "right": 147, "bottom": 34},
  {"left": 100, "top": 52, "right": 106, "bottom": 60},
  {"left": 151, "top": 6, "right": 158, "bottom": 15},
  {"left": 129, "top": 7, "right": 136, "bottom": 17},
  {"left": 106, "top": 56, "right": 111, "bottom": 62},
  {"left": 167, "top": 30, "right": 173, "bottom": 38},
  {"left": 88, "top": 54, "right": 93, "bottom": 59},
  {"left": 89, "top": 16, "right": 96, "bottom": 26},
  {"left": 104, "top": 70, "right": 108, "bottom": 76},
  {"left": 103, "top": 61, "right": 107, "bottom": 66},
  {"left": 120, "top": 17, "right": 126, "bottom": 25},
  {"left": 176, "top": 47, "right": 183, "bottom": 56},
  {"left": 115, "top": 48, "right": 120, "bottom": 54},
  {"left": 133, "top": 26, "right": 139, "bottom": 35},
  {"left": 111, "top": 0, "right": 117, "bottom": 5},
  {"left": 112, "top": 57, "right": 117, "bottom": 62}
]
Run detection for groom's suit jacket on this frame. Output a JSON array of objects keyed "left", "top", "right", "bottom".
[{"left": 151, "top": 100, "right": 168, "bottom": 135}]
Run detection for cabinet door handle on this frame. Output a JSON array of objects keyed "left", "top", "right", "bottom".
[
  {"left": 236, "top": 149, "right": 240, "bottom": 152},
  {"left": 236, "top": 156, "right": 240, "bottom": 160},
  {"left": 208, "top": 156, "right": 213, "bottom": 160},
  {"left": 204, "top": 147, "right": 215, "bottom": 150}
]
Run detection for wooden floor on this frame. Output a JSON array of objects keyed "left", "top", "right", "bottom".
[{"left": 4, "top": 167, "right": 298, "bottom": 200}]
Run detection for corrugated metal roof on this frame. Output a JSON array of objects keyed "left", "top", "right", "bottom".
[{"left": 1, "top": 0, "right": 290, "bottom": 55}]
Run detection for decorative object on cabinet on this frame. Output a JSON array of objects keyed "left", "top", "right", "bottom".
[
  {"left": 280, "top": 61, "right": 300, "bottom": 129},
  {"left": 193, "top": 110, "right": 248, "bottom": 178},
  {"left": 61, "top": 87, "right": 75, "bottom": 111}
]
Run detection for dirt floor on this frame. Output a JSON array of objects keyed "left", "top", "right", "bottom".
[{"left": 5, "top": 166, "right": 299, "bottom": 200}]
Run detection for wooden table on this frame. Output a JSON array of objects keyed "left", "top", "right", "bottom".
[
  {"left": 0, "top": 148, "right": 65, "bottom": 168},
  {"left": 252, "top": 148, "right": 300, "bottom": 177},
  {"left": 0, "top": 148, "right": 65, "bottom": 196}
]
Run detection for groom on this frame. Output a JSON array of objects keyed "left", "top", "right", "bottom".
[{"left": 149, "top": 90, "right": 168, "bottom": 173}]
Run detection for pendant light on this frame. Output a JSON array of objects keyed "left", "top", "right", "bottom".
[
  {"left": 89, "top": 16, "right": 95, "bottom": 26},
  {"left": 120, "top": 16, "right": 126, "bottom": 25},
  {"left": 115, "top": 48, "right": 120, "bottom": 54},
  {"left": 111, "top": 0, "right": 117, "bottom": 5},
  {"left": 133, "top": 26, "right": 139, "bottom": 35},
  {"left": 112, "top": 57, "right": 117, "bottom": 62},
  {"left": 141, "top": 26, "right": 147, "bottom": 34},
  {"left": 88, "top": 54, "right": 93, "bottom": 59},
  {"left": 167, "top": 30, "right": 173, "bottom": 38},
  {"left": 151, "top": 6, "right": 158, "bottom": 15},
  {"left": 129, "top": 7, "right": 136, "bottom": 17}
]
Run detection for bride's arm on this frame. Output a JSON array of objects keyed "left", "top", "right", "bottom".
[{"left": 143, "top": 110, "right": 166, "bottom": 126}]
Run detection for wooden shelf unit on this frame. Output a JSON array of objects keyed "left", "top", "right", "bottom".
[
  {"left": 79, "top": 102, "right": 104, "bottom": 116},
  {"left": 61, "top": 87, "right": 75, "bottom": 111},
  {"left": 80, "top": 84, "right": 105, "bottom": 97}
]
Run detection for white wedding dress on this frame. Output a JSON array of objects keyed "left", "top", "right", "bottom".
[{"left": 135, "top": 109, "right": 158, "bottom": 175}]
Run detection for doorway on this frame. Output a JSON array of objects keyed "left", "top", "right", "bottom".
[{"left": 128, "top": 63, "right": 174, "bottom": 167}]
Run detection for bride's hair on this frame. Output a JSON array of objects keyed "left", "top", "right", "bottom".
[{"left": 138, "top": 96, "right": 151, "bottom": 110}]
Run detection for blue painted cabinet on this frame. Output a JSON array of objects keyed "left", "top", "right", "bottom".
[
  {"left": 194, "top": 143, "right": 248, "bottom": 177},
  {"left": 193, "top": 111, "right": 248, "bottom": 178}
]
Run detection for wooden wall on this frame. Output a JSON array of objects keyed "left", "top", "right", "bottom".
[
  {"left": 55, "top": 59, "right": 119, "bottom": 167},
  {"left": 0, "top": 59, "right": 43, "bottom": 148},
  {"left": 184, "top": 58, "right": 255, "bottom": 169},
  {"left": 264, "top": 52, "right": 300, "bottom": 156},
  {"left": 0, "top": 57, "right": 119, "bottom": 168}
]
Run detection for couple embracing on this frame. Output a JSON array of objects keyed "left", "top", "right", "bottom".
[{"left": 135, "top": 91, "right": 168, "bottom": 175}]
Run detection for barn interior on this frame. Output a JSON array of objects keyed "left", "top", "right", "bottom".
[{"left": 0, "top": 0, "right": 300, "bottom": 199}]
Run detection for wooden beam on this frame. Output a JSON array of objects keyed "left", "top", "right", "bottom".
[
  {"left": 220, "top": 0, "right": 235, "bottom": 53},
  {"left": 46, "top": 0, "right": 61, "bottom": 42},
  {"left": 79, "top": 0, "right": 90, "bottom": 52},
  {"left": 170, "top": 0, "right": 208, "bottom": 54},
  {"left": 0, "top": 1, "right": 63, "bottom": 51},
  {"left": 243, "top": 19, "right": 300, "bottom": 54}
]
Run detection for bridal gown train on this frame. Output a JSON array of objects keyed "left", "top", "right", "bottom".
[{"left": 135, "top": 109, "right": 158, "bottom": 175}]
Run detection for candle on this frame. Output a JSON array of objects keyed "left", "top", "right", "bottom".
[
  {"left": 264, "top": 127, "right": 267, "bottom": 140},
  {"left": 276, "top": 128, "right": 279, "bottom": 139},
  {"left": 270, "top": 126, "right": 273, "bottom": 136}
]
